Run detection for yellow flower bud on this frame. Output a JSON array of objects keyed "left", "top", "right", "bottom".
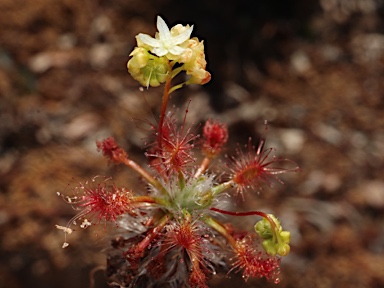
[
  {"left": 127, "top": 51, "right": 170, "bottom": 88},
  {"left": 255, "top": 214, "right": 291, "bottom": 257},
  {"left": 277, "top": 243, "right": 290, "bottom": 256},
  {"left": 128, "top": 47, "right": 150, "bottom": 69}
]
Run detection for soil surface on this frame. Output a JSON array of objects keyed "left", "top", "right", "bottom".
[{"left": 1, "top": 1, "right": 384, "bottom": 288}]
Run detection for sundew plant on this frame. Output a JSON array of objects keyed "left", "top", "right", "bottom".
[{"left": 57, "top": 16, "right": 300, "bottom": 288}]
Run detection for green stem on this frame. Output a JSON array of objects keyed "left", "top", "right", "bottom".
[
  {"left": 131, "top": 195, "right": 170, "bottom": 207},
  {"left": 122, "top": 158, "right": 169, "bottom": 197},
  {"left": 203, "top": 216, "right": 237, "bottom": 248},
  {"left": 168, "top": 82, "right": 187, "bottom": 94},
  {"left": 183, "top": 209, "right": 192, "bottom": 222},
  {"left": 211, "top": 180, "right": 234, "bottom": 196},
  {"left": 178, "top": 171, "right": 186, "bottom": 191},
  {"left": 194, "top": 157, "right": 211, "bottom": 178},
  {"left": 171, "top": 65, "right": 185, "bottom": 78}
]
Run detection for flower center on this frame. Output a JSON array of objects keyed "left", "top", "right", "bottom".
[{"left": 234, "top": 166, "right": 261, "bottom": 185}]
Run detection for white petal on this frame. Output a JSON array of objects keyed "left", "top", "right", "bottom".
[
  {"left": 156, "top": 16, "right": 171, "bottom": 42},
  {"left": 171, "top": 25, "right": 194, "bottom": 45},
  {"left": 169, "top": 45, "right": 186, "bottom": 55},
  {"left": 137, "top": 34, "right": 161, "bottom": 47},
  {"left": 153, "top": 47, "right": 168, "bottom": 57}
]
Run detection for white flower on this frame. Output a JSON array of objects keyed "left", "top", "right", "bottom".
[{"left": 137, "top": 16, "right": 193, "bottom": 57}]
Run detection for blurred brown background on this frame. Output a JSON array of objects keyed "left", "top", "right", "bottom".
[{"left": 1, "top": 0, "right": 384, "bottom": 287}]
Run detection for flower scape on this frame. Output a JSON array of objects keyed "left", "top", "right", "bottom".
[{"left": 57, "top": 16, "right": 300, "bottom": 288}]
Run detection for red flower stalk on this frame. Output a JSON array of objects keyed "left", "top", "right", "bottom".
[
  {"left": 202, "top": 119, "right": 228, "bottom": 158},
  {"left": 96, "top": 137, "right": 127, "bottom": 164},
  {"left": 228, "top": 137, "right": 300, "bottom": 197}
]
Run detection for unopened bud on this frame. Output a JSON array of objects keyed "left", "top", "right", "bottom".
[
  {"left": 255, "top": 214, "right": 291, "bottom": 257},
  {"left": 96, "top": 137, "right": 127, "bottom": 164},
  {"left": 202, "top": 119, "right": 228, "bottom": 157}
]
